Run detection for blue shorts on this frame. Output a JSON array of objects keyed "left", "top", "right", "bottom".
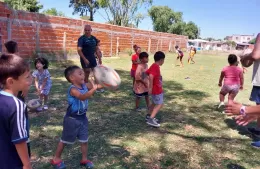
[
  {"left": 60, "top": 116, "right": 88, "bottom": 144},
  {"left": 250, "top": 86, "right": 260, "bottom": 104},
  {"left": 152, "top": 93, "right": 164, "bottom": 105},
  {"left": 80, "top": 57, "right": 97, "bottom": 69}
]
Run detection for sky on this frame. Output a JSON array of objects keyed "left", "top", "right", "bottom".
[{"left": 38, "top": 0, "right": 260, "bottom": 39}]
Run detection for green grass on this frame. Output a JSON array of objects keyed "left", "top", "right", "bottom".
[{"left": 28, "top": 52, "right": 260, "bottom": 169}]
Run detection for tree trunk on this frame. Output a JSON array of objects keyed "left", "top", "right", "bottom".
[{"left": 90, "top": 9, "right": 94, "bottom": 21}]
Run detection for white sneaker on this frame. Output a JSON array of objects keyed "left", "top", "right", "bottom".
[
  {"left": 218, "top": 102, "right": 225, "bottom": 113},
  {"left": 43, "top": 105, "right": 48, "bottom": 110}
]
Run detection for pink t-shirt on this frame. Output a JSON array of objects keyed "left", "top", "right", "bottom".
[{"left": 222, "top": 66, "right": 243, "bottom": 85}]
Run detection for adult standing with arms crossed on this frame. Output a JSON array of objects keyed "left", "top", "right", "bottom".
[{"left": 78, "top": 25, "right": 102, "bottom": 82}]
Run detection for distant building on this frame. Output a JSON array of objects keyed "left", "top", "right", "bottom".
[{"left": 225, "top": 34, "right": 255, "bottom": 43}]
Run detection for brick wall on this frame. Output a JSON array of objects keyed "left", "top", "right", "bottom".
[{"left": 0, "top": 2, "right": 188, "bottom": 58}]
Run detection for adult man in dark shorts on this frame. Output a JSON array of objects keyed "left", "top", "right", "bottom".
[{"left": 77, "top": 25, "right": 102, "bottom": 82}]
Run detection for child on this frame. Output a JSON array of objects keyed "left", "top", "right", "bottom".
[
  {"left": 175, "top": 45, "right": 184, "bottom": 67},
  {"left": 134, "top": 52, "right": 150, "bottom": 111},
  {"left": 4, "top": 40, "right": 31, "bottom": 157},
  {"left": 188, "top": 47, "right": 196, "bottom": 64},
  {"left": 146, "top": 51, "right": 165, "bottom": 127},
  {"left": 131, "top": 46, "right": 141, "bottom": 86},
  {"left": 218, "top": 54, "right": 244, "bottom": 111},
  {"left": 32, "top": 57, "right": 52, "bottom": 111},
  {"left": 51, "top": 65, "right": 101, "bottom": 169},
  {"left": 0, "top": 54, "right": 32, "bottom": 169}
]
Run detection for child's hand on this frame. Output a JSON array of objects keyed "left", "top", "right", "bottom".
[
  {"left": 235, "top": 115, "right": 258, "bottom": 126},
  {"left": 23, "top": 164, "right": 32, "bottom": 169},
  {"left": 218, "top": 83, "right": 222, "bottom": 87},
  {"left": 89, "top": 79, "right": 98, "bottom": 90}
]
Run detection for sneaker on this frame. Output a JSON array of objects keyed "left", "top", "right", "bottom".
[
  {"left": 145, "top": 114, "right": 159, "bottom": 123},
  {"left": 248, "top": 127, "right": 260, "bottom": 137},
  {"left": 43, "top": 105, "right": 48, "bottom": 110},
  {"left": 136, "top": 108, "right": 142, "bottom": 112},
  {"left": 146, "top": 117, "right": 160, "bottom": 127},
  {"left": 251, "top": 141, "right": 260, "bottom": 148},
  {"left": 36, "top": 106, "right": 43, "bottom": 112},
  {"left": 218, "top": 102, "right": 225, "bottom": 113}
]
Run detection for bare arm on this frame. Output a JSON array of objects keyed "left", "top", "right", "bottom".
[
  {"left": 148, "top": 74, "right": 154, "bottom": 94},
  {"left": 252, "top": 33, "right": 260, "bottom": 60},
  {"left": 218, "top": 72, "right": 224, "bottom": 86},
  {"left": 41, "top": 78, "right": 47, "bottom": 89},
  {"left": 77, "top": 47, "right": 89, "bottom": 65},
  {"left": 15, "top": 142, "right": 31, "bottom": 169},
  {"left": 240, "top": 71, "right": 244, "bottom": 89},
  {"left": 70, "top": 86, "right": 96, "bottom": 101},
  {"left": 34, "top": 78, "right": 39, "bottom": 90}
]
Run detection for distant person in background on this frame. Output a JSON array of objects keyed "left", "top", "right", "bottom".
[
  {"left": 188, "top": 46, "right": 196, "bottom": 64},
  {"left": 175, "top": 45, "right": 184, "bottom": 67},
  {"left": 131, "top": 45, "right": 141, "bottom": 87}
]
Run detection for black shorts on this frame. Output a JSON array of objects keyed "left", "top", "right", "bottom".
[
  {"left": 134, "top": 91, "right": 149, "bottom": 97},
  {"left": 80, "top": 57, "right": 97, "bottom": 69}
]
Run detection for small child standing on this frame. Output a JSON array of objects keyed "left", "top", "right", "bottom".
[
  {"left": 218, "top": 54, "right": 244, "bottom": 111},
  {"left": 188, "top": 47, "right": 196, "bottom": 64},
  {"left": 146, "top": 51, "right": 165, "bottom": 127},
  {"left": 0, "top": 54, "right": 32, "bottom": 169},
  {"left": 133, "top": 52, "right": 150, "bottom": 111},
  {"left": 175, "top": 45, "right": 184, "bottom": 67},
  {"left": 51, "top": 66, "right": 102, "bottom": 169},
  {"left": 32, "top": 57, "right": 52, "bottom": 111},
  {"left": 131, "top": 46, "right": 141, "bottom": 86}
]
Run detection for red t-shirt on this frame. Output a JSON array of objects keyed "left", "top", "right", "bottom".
[
  {"left": 146, "top": 63, "right": 163, "bottom": 95},
  {"left": 131, "top": 54, "right": 138, "bottom": 71}
]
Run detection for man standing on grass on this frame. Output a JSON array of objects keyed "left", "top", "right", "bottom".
[
  {"left": 240, "top": 33, "right": 260, "bottom": 139},
  {"left": 77, "top": 25, "right": 102, "bottom": 83}
]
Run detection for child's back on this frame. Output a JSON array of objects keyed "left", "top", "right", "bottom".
[{"left": 222, "top": 66, "right": 242, "bottom": 85}]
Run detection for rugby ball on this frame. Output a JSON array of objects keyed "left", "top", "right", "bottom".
[
  {"left": 27, "top": 99, "right": 41, "bottom": 109},
  {"left": 93, "top": 65, "right": 121, "bottom": 90}
]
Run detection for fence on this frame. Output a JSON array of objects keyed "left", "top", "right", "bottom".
[{"left": 0, "top": 2, "right": 188, "bottom": 58}]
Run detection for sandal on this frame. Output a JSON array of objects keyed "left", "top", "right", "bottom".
[
  {"left": 80, "top": 160, "right": 94, "bottom": 169},
  {"left": 50, "top": 159, "right": 66, "bottom": 169}
]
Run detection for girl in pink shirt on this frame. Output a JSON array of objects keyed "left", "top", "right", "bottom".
[{"left": 218, "top": 54, "right": 244, "bottom": 111}]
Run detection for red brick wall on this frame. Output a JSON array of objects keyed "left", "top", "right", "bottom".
[{"left": 0, "top": 2, "right": 188, "bottom": 58}]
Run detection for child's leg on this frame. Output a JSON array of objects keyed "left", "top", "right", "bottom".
[
  {"left": 180, "top": 56, "right": 184, "bottom": 67},
  {"left": 188, "top": 57, "right": 191, "bottom": 64},
  {"left": 145, "top": 95, "right": 150, "bottom": 109},
  {"left": 150, "top": 104, "right": 163, "bottom": 118},
  {"left": 44, "top": 95, "right": 48, "bottom": 105},
  {"left": 228, "top": 93, "right": 237, "bottom": 104},
  {"left": 219, "top": 93, "right": 225, "bottom": 103},
  {"left": 148, "top": 103, "right": 155, "bottom": 115},
  {"left": 150, "top": 93, "right": 163, "bottom": 118},
  {"left": 135, "top": 96, "right": 140, "bottom": 109},
  {"left": 53, "top": 141, "right": 66, "bottom": 162},
  {"left": 191, "top": 57, "right": 195, "bottom": 63},
  {"left": 81, "top": 142, "right": 88, "bottom": 161}
]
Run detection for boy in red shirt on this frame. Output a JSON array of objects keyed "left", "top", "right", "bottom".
[{"left": 146, "top": 51, "right": 165, "bottom": 127}]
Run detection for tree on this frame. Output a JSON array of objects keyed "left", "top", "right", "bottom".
[
  {"left": 42, "top": 8, "right": 65, "bottom": 16},
  {"left": 69, "top": 0, "right": 99, "bottom": 21},
  {"left": 226, "top": 40, "right": 236, "bottom": 47},
  {"left": 80, "top": 15, "right": 91, "bottom": 20},
  {"left": 148, "top": 6, "right": 199, "bottom": 39},
  {"left": 183, "top": 21, "right": 199, "bottom": 39},
  {"left": 4, "top": 0, "right": 43, "bottom": 12},
  {"left": 98, "top": 0, "right": 152, "bottom": 27},
  {"left": 249, "top": 38, "right": 256, "bottom": 44}
]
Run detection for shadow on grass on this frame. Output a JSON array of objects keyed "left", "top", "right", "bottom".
[{"left": 28, "top": 62, "right": 258, "bottom": 168}]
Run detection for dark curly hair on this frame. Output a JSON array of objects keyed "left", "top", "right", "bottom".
[{"left": 34, "top": 57, "right": 49, "bottom": 69}]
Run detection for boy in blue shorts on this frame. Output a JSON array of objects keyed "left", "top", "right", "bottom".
[
  {"left": 146, "top": 51, "right": 165, "bottom": 127},
  {"left": 51, "top": 65, "right": 102, "bottom": 169},
  {"left": 0, "top": 54, "right": 32, "bottom": 169}
]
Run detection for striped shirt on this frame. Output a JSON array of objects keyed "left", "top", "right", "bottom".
[{"left": 0, "top": 90, "right": 29, "bottom": 169}]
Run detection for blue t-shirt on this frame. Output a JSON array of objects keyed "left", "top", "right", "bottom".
[
  {"left": 78, "top": 35, "right": 98, "bottom": 66},
  {"left": 0, "top": 91, "right": 29, "bottom": 169},
  {"left": 66, "top": 84, "right": 89, "bottom": 120}
]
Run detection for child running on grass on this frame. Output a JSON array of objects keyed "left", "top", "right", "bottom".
[{"left": 218, "top": 54, "right": 244, "bottom": 112}]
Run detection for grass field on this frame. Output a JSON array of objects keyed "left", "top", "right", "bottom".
[{"left": 28, "top": 52, "right": 260, "bottom": 169}]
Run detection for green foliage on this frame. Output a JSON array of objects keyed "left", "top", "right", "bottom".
[
  {"left": 249, "top": 38, "right": 256, "bottom": 44},
  {"left": 4, "top": 0, "right": 43, "bottom": 12},
  {"left": 226, "top": 40, "right": 236, "bottom": 47},
  {"left": 80, "top": 15, "right": 91, "bottom": 20},
  {"left": 98, "top": 0, "right": 152, "bottom": 27},
  {"left": 42, "top": 8, "right": 65, "bottom": 16},
  {"left": 148, "top": 6, "right": 199, "bottom": 39},
  {"left": 69, "top": 0, "right": 99, "bottom": 21}
]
